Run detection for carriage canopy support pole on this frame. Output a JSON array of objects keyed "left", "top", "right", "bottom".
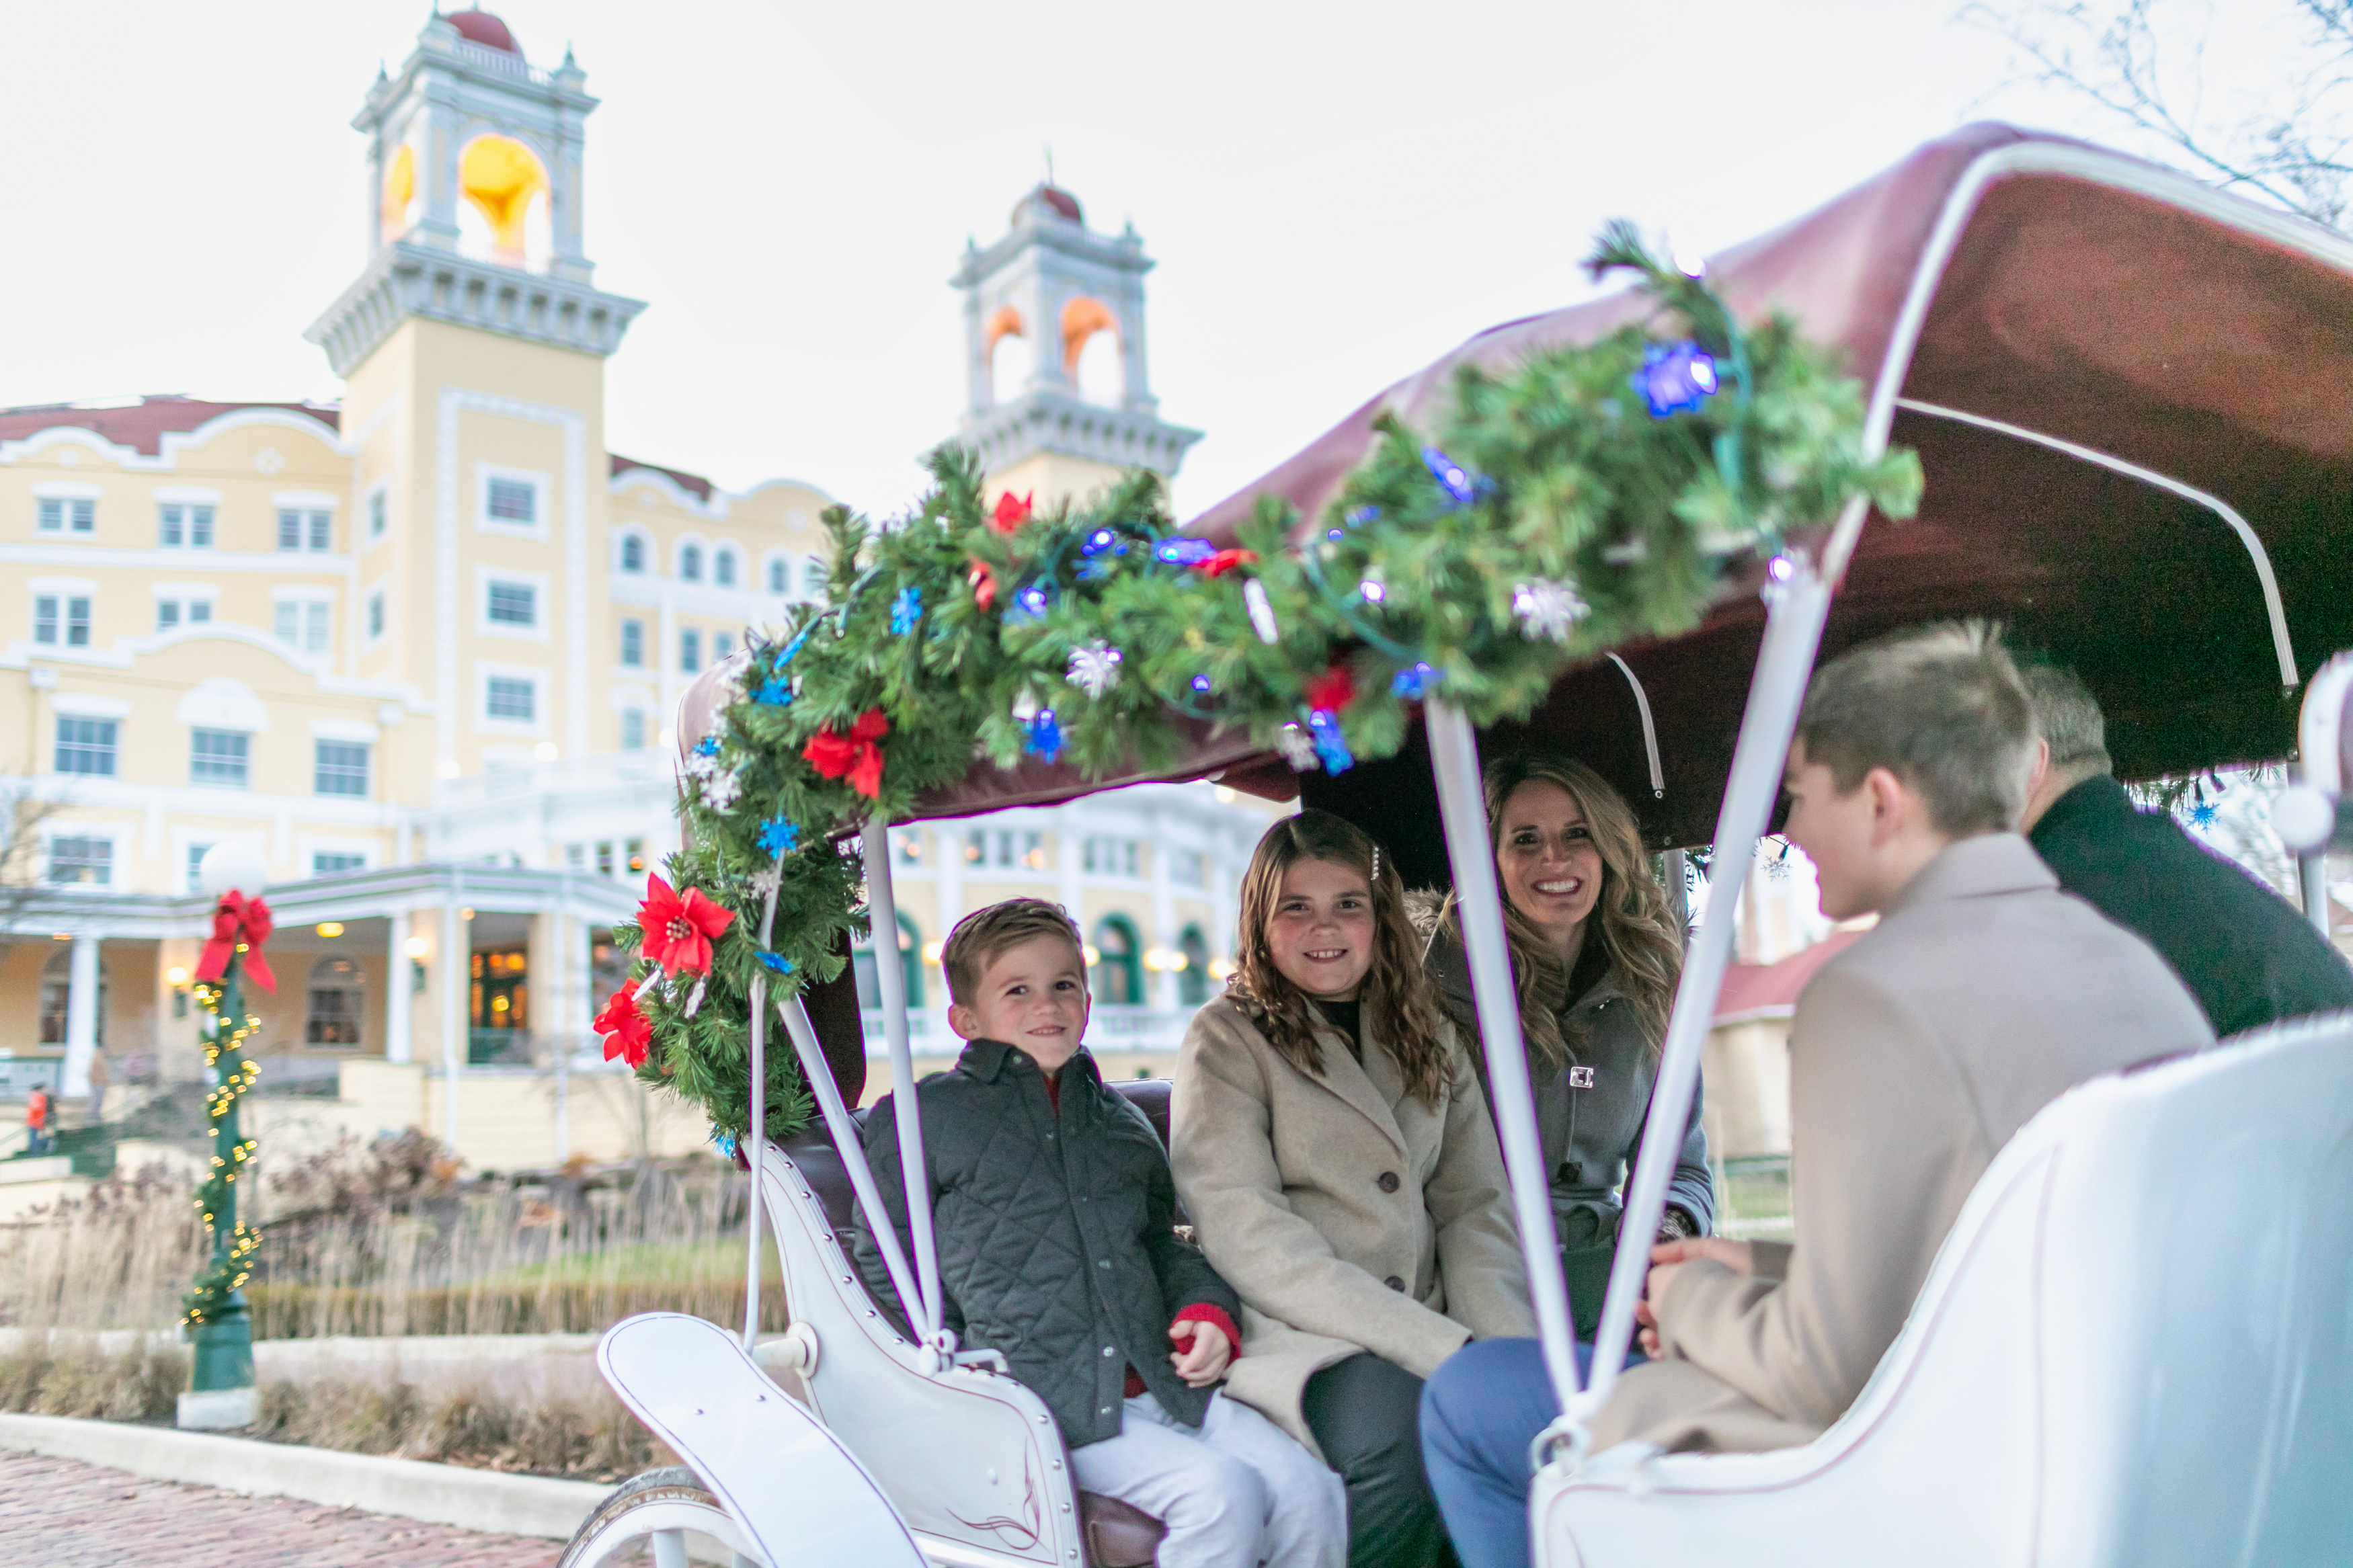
[
  {"left": 864, "top": 813, "right": 949, "bottom": 1360},
  {"left": 1564, "top": 552, "right": 1835, "bottom": 1447},
  {"left": 1426, "top": 699, "right": 1587, "bottom": 1418},
  {"left": 778, "top": 994, "right": 927, "bottom": 1328},
  {"left": 744, "top": 978, "right": 768, "bottom": 1351}
]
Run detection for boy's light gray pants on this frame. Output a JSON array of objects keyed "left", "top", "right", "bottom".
[{"left": 1071, "top": 1389, "right": 1347, "bottom": 1568}]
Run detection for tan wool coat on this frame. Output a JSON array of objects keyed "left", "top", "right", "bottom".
[
  {"left": 1172, "top": 994, "right": 1536, "bottom": 1452},
  {"left": 1594, "top": 833, "right": 2214, "bottom": 1455}
]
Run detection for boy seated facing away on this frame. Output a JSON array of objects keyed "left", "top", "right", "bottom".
[{"left": 854, "top": 899, "right": 1345, "bottom": 1568}]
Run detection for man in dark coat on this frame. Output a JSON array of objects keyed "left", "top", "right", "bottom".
[
  {"left": 2020, "top": 663, "right": 2353, "bottom": 1038},
  {"left": 854, "top": 899, "right": 1345, "bottom": 1568}
]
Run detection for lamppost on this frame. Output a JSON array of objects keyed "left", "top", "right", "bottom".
[{"left": 177, "top": 841, "right": 272, "bottom": 1431}]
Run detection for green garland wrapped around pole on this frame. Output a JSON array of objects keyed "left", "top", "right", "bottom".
[{"left": 176, "top": 841, "right": 272, "bottom": 1431}]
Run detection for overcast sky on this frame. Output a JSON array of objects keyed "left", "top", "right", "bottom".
[{"left": 0, "top": 2, "right": 2243, "bottom": 522}]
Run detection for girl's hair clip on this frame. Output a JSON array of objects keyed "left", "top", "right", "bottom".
[{"left": 1371, "top": 845, "right": 1382, "bottom": 883}]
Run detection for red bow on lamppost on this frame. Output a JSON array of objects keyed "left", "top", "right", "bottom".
[{"left": 194, "top": 891, "right": 277, "bottom": 993}]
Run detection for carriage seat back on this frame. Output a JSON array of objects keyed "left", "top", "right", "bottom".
[{"left": 1538, "top": 1011, "right": 2353, "bottom": 1568}]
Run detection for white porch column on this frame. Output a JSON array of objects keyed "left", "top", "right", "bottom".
[
  {"left": 936, "top": 828, "right": 963, "bottom": 946},
  {"left": 1148, "top": 810, "right": 1175, "bottom": 1007},
  {"left": 61, "top": 934, "right": 99, "bottom": 1096},
  {"left": 567, "top": 905, "right": 592, "bottom": 1042},
  {"left": 385, "top": 912, "right": 412, "bottom": 1064}
]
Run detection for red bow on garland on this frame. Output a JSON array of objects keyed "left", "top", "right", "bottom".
[
  {"left": 988, "top": 491, "right": 1034, "bottom": 534},
  {"left": 1303, "top": 663, "right": 1357, "bottom": 716},
  {"left": 594, "top": 987, "right": 652, "bottom": 1067},
  {"left": 803, "top": 708, "right": 890, "bottom": 798},
  {"left": 194, "top": 891, "right": 277, "bottom": 993}
]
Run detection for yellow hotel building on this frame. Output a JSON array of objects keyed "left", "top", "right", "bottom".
[{"left": 1, "top": 11, "right": 1270, "bottom": 1172}]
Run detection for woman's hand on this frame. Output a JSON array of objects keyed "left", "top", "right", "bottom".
[
  {"left": 1636, "top": 1237, "right": 1754, "bottom": 1357},
  {"left": 1169, "top": 1318, "right": 1234, "bottom": 1387}
]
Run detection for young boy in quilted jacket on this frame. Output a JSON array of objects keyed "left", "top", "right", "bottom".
[{"left": 854, "top": 899, "right": 1344, "bottom": 1568}]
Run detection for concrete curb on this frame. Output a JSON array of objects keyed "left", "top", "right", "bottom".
[{"left": 0, "top": 1412, "right": 610, "bottom": 1540}]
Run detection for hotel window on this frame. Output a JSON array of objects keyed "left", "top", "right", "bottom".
[
  {"left": 626, "top": 837, "right": 646, "bottom": 874},
  {"left": 48, "top": 835, "right": 112, "bottom": 887},
  {"left": 34, "top": 595, "right": 91, "bottom": 648},
  {"left": 185, "top": 843, "right": 213, "bottom": 891},
  {"left": 595, "top": 841, "right": 615, "bottom": 876},
  {"left": 1083, "top": 836, "right": 1141, "bottom": 878},
  {"left": 157, "top": 597, "right": 212, "bottom": 632},
  {"left": 679, "top": 544, "right": 703, "bottom": 583},
  {"left": 275, "top": 600, "right": 330, "bottom": 655},
  {"left": 680, "top": 628, "right": 703, "bottom": 673},
  {"left": 312, "top": 852, "right": 365, "bottom": 874},
  {"left": 159, "top": 503, "right": 214, "bottom": 548},
  {"left": 485, "top": 477, "right": 537, "bottom": 527},
  {"left": 36, "top": 498, "right": 94, "bottom": 534},
  {"left": 54, "top": 717, "right": 116, "bottom": 777},
  {"left": 277, "top": 507, "right": 331, "bottom": 552},
  {"left": 315, "top": 740, "right": 370, "bottom": 798},
  {"left": 803, "top": 556, "right": 828, "bottom": 598},
  {"left": 485, "top": 675, "right": 536, "bottom": 723},
  {"left": 366, "top": 591, "right": 385, "bottom": 640},
  {"left": 714, "top": 549, "right": 737, "bottom": 587},
  {"left": 1171, "top": 849, "right": 1209, "bottom": 888},
  {"left": 619, "top": 618, "right": 645, "bottom": 667},
  {"left": 767, "top": 557, "right": 788, "bottom": 594},
  {"left": 621, "top": 708, "right": 646, "bottom": 749},
  {"left": 190, "top": 729, "right": 250, "bottom": 788},
  {"left": 368, "top": 489, "right": 387, "bottom": 538},
  {"left": 485, "top": 579, "right": 536, "bottom": 628},
  {"left": 964, "top": 829, "right": 1047, "bottom": 870},
  {"left": 619, "top": 534, "right": 645, "bottom": 573},
  {"left": 712, "top": 631, "right": 733, "bottom": 663},
  {"left": 892, "top": 829, "right": 925, "bottom": 866}
]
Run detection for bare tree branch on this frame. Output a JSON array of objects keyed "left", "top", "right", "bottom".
[{"left": 1962, "top": 0, "right": 2353, "bottom": 229}]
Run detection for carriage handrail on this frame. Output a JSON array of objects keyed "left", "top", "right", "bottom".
[{"left": 864, "top": 813, "right": 951, "bottom": 1360}]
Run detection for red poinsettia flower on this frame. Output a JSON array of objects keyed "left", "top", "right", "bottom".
[
  {"left": 594, "top": 987, "right": 652, "bottom": 1068},
  {"left": 968, "top": 559, "right": 998, "bottom": 611},
  {"left": 989, "top": 491, "right": 1035, "bottom": 534},
  {"left": 636, "top": 874, "right": 735, "bottom": 977},
  {"left": 803, "top": 708, "right": 890, "bottom": 798},
  {"left": 1199, "top": 548, "right": 1259, "bottom": 579},
  {"left": 1304, "top": 663, "right": 1357, "bottom": 716}
]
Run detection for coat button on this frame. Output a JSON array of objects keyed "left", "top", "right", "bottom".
[
  {"left": 1103, "top": 1346, "right": 1117, "bottom": 1358},
  {"left": 1384, "top": 1275, "right": 1405, "bottom": 1292},
  {"left": 1378, "top": 1171, "right": 1400, "bottom": 1194}
]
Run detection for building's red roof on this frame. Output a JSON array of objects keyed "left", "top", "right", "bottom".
[
  {"left": 1013, "top": 183, "right": 1084, "bottom": 226},
  {"left": 1714, "top": 929, "right": 1866, "bottom": 1022},
  {"left": 446, "top": 9, "right": 522, "bottom": 54},
  {"left": 610, "top": 453, "right": 714, "bottom": 502},
  {"left": 0, "top": 395, "right": 340, "bottom": 456}
]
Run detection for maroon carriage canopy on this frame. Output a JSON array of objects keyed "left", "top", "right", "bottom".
[{"left": 689, "top": 122, "right": 2353, "bottom": 860}]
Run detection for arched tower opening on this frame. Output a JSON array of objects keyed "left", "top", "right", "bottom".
[
  {"left": 988, "top": 305, "right": 1033, "bottom": 405},
  {"left": 381, "top": 143, "right": 420, "bottom": 243},
  {"left": 1062, "top": 296, "right": 1122, "bottom": 404},
  {"left": 456, "top": 132, "right": 551, "bottom": 270}
]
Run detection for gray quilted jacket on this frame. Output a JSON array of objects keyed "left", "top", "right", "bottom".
[{"left": 852, "top": 1038, "right": 1238, "bottom": 1447}]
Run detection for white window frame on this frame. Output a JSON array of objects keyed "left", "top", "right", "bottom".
[
  {"left": 763, "top": 551, "right": 792, "bottom": 597},
  {"left": 43, "top": 825, "right": 124, "bottom": 891},
  {"left": 270, "top": 587, "right": 333, "bottom": 659},
  {"left": 364, "top": 586, "right": 387, "bottom": 645},
  {"left": 619, "top": 616, "right": 645, "bottom": 669},
  {"left": 615, "top": 527, "right": 651, "bottom": 575},
  {"left": 475, "top": 662, "right": 551, "bottom": 737},
  {"left": 32, "top": 481, "right": 99, "bottom": 538},
  {"left": 273, "top": 493, "right": 338, "bottom": 554},
  {"left": 365, "top": 481, "right": 389, "bottom": 545},
  {"left": 474, "top": 566, "right": 551, "bottom": 643},
  {"left": 312, "top": 737, "right": 372, "bottom": 798},
  {"left": 188, "top": 727, "right": 253, "bottom": 790},
  {"left": 475, "top": 463, "right": 550, "bottom": 540},
  {"left": 30, "top": 577, "right": 97, "bottom": 651},
  {"left": 676, "top": 535, "right": 709, "bottom": 583},
  {"left": 155, "top": 487, "right": 221, "bottom": 550},
  {"left": 711, "top": 542, "right": 742, "bottom": 589},
  {"left": 298, "top": 836, "right": 378, "bottom": 878}
]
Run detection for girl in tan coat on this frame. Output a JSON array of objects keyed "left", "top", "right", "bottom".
[{"left": 1173, "top": 811, "right": 1533, "bottom": 1568}]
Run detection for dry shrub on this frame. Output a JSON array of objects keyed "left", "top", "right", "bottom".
[
  {"left": 0, "top": 1340, "right": 187, "bottom": 1421},
  {"left": 250, "top": 1373, "right": 666, "bottom": 1482}
]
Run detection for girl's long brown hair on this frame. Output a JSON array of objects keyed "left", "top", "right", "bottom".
[
  {"left": 1226, "top": 809, "right": 1453, "bottom": 1106},
  {"left": 1439, "top": 752, "right": 1685, "bottom": 1066}
]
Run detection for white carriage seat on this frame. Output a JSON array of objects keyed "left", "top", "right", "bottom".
[
  {"left": 761, "top": 1085, "right": 1175, "bottom": 1568},
  {"left": 1536, "top": 1010, "right": 2353, "bottom": 1568}
]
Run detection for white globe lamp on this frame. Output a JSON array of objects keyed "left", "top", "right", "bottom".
[{"left": 198, "top": 842, "right": 272, "bottom": 901}]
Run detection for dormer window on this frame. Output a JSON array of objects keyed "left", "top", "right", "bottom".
[{"left": 680, "top": 544, "right": 703, "bottom": 583}]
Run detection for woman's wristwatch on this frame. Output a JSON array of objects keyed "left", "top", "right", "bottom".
[{"left": 1654, "top": 1206, "right": 1699, "bottom": 1243}]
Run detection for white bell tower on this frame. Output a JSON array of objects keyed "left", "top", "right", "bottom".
[{"left": 947, "top": 182, "right": 1203, "bottom": 505}]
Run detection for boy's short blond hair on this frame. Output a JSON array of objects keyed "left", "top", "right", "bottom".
[{"left": 941, "top": 899, "right": 1087, "bottom": 1006}]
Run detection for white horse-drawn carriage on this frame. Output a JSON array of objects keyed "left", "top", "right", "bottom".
[{"left": 563, "top": 124, "right": 2353, "bottom": 1567}]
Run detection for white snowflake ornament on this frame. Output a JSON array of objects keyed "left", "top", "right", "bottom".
[
  {"left": 699, "top": 770, "right": 744, "bottom": 812},
  {"left": 1511, "top": 579, "right": 1592, "bottom": 645},
  {"left": 1274, "top": 723, "right": 1322, "bottom": 773},
  {"left": 1066, "top": 642, "right": 1124, "bottom": 699}
]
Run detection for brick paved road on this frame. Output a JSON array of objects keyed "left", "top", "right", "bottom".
[{"left": 3, "top": 1449, "right": 561, "bottom": 1567}]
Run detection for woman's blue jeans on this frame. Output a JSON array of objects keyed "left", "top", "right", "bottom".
[{"left": 1421, "top": 1338, "right": 1635, "bottom": 1568}]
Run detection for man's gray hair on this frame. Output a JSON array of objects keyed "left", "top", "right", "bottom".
[
  {"left": 1795, "top": 621, "right": 2036, "bottom": 835},
  {"left": 2018, "top": 661, "right": 2114, "bottom": 776}
]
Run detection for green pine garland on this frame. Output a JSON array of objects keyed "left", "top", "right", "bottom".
[
  {"left": 182, "top": 969, "right": 262, "bottom": 1326},
  {"left": 604, "top": 226, "right": 1924, "bottom": 1139}
]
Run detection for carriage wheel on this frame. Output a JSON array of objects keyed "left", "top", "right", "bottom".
[{"left": 559, "top": 1466, "right": 764, "bottom": 1567}]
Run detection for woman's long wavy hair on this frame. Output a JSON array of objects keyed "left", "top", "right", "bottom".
[
  {"left": 1227, "top": 810, "right": 1454, "bottom": 1107},
  {"left": 1439, "top": 752, "right": 1685, "bottom": 1067}
]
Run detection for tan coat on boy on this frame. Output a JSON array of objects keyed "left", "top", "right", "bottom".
[{"left": 1172, "top": 994, "right": 1536, "bottom": 1454}]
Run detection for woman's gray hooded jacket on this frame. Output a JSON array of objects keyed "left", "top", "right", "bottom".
[{"left": 1412, "top": 897, "right": 1716, "bottom": 1254}]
